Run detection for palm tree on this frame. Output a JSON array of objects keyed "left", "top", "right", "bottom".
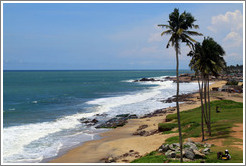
[
  {"left": 188, "top": 43, "right": 206, "bottom": 141},
  {"left": 188, "top": 37, "right": 226, "bottom": 138},
  {"left": 158, "top": 8, "right": 202, "bottom": 162},
  {"left": 200, "top": 37, "right": 226, "bottom": 136}
]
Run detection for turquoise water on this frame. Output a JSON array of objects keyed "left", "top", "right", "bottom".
[{"left": 3, "top": 70, "right": 196, "bottom": 163}]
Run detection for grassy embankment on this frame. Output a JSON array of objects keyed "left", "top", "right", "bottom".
[{"left": 132, "top": 100, "right": 243, "bottom": 163}]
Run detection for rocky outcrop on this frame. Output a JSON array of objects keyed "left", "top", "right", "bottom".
[
  {"left": 95, "top": 114, "right": 138, "bottom": 128},
  {"left": 101, "top": 150, "right": 142, "bottom": 163},
  {"left": 161, "top": 93, "right": 195, "bottom": 103},
  {"left": 140, "top": 109, "right": 167, "bottom": 118},
  {"left": 133, "top": 77, "right": 161, "bottom": 82},
  {"left": 133, "top": 129, "right": 158, "bottom": 136},
  {"left": 79, "top": 118, "right": 99, "bottom": 126},
  {"left": 158, "top": 138, "right": 211, "bottom": 160}
]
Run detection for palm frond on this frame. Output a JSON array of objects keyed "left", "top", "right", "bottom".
[{"left": 161, "top": 30, "right": 173, "bottom": 36}]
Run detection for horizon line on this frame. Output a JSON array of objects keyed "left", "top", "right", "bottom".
[{"left": 3, "top": 69, "right": 193, "bottom": 71}]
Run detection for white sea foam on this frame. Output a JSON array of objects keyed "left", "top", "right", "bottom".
[{"left": 3, "top": 112, "right": 97, "bottom": 163}]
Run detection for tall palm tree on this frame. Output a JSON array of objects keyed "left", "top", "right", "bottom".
[
  {"left": 200, "top": 37, "right": 226, "bottom": 136},
  {"left": 188, "top": 37, "right": 226, "bottom": 138},
  {"left": 158, "top": 8, "right": 202, "bottom": 162},
  {"left": 188, "top": 43, "right": 206, "bottom": 141}
]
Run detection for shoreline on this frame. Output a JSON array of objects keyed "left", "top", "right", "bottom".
[{"left": 50, "top": 80, "right": 241, "bottom": 163}]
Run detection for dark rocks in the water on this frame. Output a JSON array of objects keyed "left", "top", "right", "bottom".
[
  {"left": 138, "top": 78, "right": 156, "bottom": 82},
  {"left": 116, "top": 114, "right": 130, "bottom": 118},
  {"left": 79, "top": 118, "right": 98, "bottom": 126},
  {"left": 161, "top": 93, "right": 195, "bottom": 103},
  {"left": 95, "top": 114, "right": 138, "bottom": 129},
  {"left": 95, "top": 118, "right": 126, "bottom": 128},
  {"left": 95, "top": 113, "right": 108, "bottom": 117}
]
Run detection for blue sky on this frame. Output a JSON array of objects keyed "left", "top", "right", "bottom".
[{"left": 3, "top": 3, "right": 244, "bottom": 70}]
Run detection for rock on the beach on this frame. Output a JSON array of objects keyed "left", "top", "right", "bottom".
[
  {"left": 137, "top": 124, "right": 148, "bottom": 131},
  {"left": 95, "top": 114, "right": 138, "bottom": 128},
  {"left": 79, "top": 118, "right": 99, "bottom": 126}
]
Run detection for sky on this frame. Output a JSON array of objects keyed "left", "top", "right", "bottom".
[{"left": 3, "top": 2, "right": 244, "bottom": 70}]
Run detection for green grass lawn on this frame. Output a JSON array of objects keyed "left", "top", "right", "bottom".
[{"left": 131, "top": 100, "right": 243, "bottom": 163}]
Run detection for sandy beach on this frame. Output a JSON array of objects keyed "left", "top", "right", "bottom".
[{"left": 50, "top": 80, "right": 243, "bottom": 163}]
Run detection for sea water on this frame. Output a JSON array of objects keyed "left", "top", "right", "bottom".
[{"left": 3, "top": 70, "right": 198, "bottom": 163}]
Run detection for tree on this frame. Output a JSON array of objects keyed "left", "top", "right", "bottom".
[
  {"left": 158, "top": 8, "right": 202, "bottom": 162},
  {"left": 188, "top": 37, "right": 226, "bottom": 139}
]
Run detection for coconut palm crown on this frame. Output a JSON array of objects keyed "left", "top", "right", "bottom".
[{"left": 158, "top": 8, "right": 203, "bottom": 52}]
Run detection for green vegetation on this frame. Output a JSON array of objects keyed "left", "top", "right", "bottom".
[
  {"left": 158, "top": 123, "right": 177, "bottom": 132},
  {"left": 132, "top": 100, "right": 243, "bottom": 163},
  {"left": 226, "top": 80, "right": 239, "bottom": 85},
  {"left": 188, "top": 37, "right": 226, "bottom": 139},
  {"left": 224, "top": 64, "right": 243, "bottom": 74}
]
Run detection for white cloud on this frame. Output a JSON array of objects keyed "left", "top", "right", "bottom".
[
  {"left": 207, "top": 9, "right": 243, "bottom": 59},
  {"left": 223, "top": 31, "right": 243, "bottom": 47},
  {"left": 207, "top": 10, "right": 243, "bottom": 33}
]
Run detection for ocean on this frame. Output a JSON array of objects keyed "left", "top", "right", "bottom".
[{"left": 3, "top": 70, "right": 198, "bottom": 163}]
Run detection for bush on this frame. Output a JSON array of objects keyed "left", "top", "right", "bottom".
[
  {"left": 158, "top": 123, "right": 177, "bottom": 132},
  {"left": 226, "top": 80, "right": 238, "bottom": 85}
]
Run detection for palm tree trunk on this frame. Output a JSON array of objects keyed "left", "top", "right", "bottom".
[
  {"left": 207, "top": 77, "right": 211, "bottom": 136},
  {"left": 175, "top": 47, "right": 183, "bottom": 163},
  {"left": 203, "top": 77, "right": 210, "bottom": 133},
  {"left": 202, "top": 75, "right": 208, "bottom": 125},
  {"left": 197, "top": 74, "right": 205, "bottom": 141}
]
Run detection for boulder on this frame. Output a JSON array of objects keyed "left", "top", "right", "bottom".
[
  {"left": 184, "top": 148, "right": 195, "bottom": 160},
  {"left": 194, "top": 142, "right": 204, "bottom": 147},
  {"left": 137, "top": 124, "right": 148, "bottom": 131},
  {"left": 204, "top": 143, "right": 212, "bottom": 148},
  {"left": 202, "top": 148, "right": 210, "bottom": 155},
  {"left": 193, "top": 149, "right": 206, "bottom": 159},
  {"left": 169, "top": 143, "right": 180, "bottom": 151},
  {"left": 95, "top": 114, "right": 138, "bottom": 128},
  {"left": 79, "top": 118, "right": 98, "bottom": 126},
  {"left": 139, "top": 78, "right": 156, "bottom": 82},
  {"left": 159, "top": 144, "right": 170, "bottom": 152},
  {"left": 184, "top": 142, "right": 198, "bottom": 151},
  {"left": 165, "top": 150, "right": 176, "bottom": 158}
]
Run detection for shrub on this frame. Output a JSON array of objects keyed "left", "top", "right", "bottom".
[
  {"left": 158, "top": 123, "right": 177, "bottom": 132},
  {"left": 226, "top": 80, "right": 238, "bottom": 85}
]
